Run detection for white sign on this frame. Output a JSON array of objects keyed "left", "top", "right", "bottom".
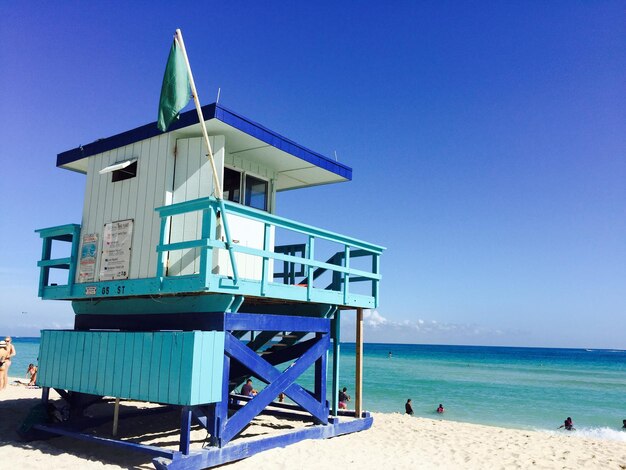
[
  {"left": 85, "top": 286, "right": 97, "bottom": 296},
  {"left": 100, "top": 219, "right": 133, "bottom": 281},
  {"left": 78, "top": 233, "right": 98, "bottom": 282}
]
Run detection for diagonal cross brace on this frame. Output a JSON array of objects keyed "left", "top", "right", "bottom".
[{"left": 222, "top": 332, "right": 329, "bottom": 444}]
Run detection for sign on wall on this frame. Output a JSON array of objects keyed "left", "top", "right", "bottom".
[
  {"left": 78, "top": 233, "right": 98, "bottom": 282},
  {"left": 100, "top": 219, "right": 133, "bottom": 281}
]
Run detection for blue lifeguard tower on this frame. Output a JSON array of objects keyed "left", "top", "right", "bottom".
[{"left": 31, "top": 102, "right": 384, "bottom": 469}]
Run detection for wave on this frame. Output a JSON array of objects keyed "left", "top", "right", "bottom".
[{"left": 538, "top": 426, "right": 626, "bottom": 442}]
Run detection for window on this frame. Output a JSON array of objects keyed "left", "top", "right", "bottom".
[
  {"left": 99, "top": 158, "right": 138, "bottom": 182},
  {"left": 223, "top": 167, "right": 241, "bottom": 203},
  {"left": 223, "top": 167, "right": 269, "bottom": 211},
  {"left": 245, "top": 175, "right": 268, "bottom": 211},
  {"left": 112, "top": 160, "right": 137, "bottom": 182}
]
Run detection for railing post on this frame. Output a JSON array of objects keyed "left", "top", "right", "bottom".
[
  {"left": 343, "top": 246, "right": 350, "bottom": 305},
  {"left": 289, "top": 248, "right": 296, "bottom": 285},
  {"left": 66, "top": 225, "right": 81, "bottom": 290},
  {"left": 372, "top": 253, "right": 380, "bottom": 307},
  {"left": 261, "top": 222, "right": 271, "bottom": 295},
  {"left": 218, "top": 199, "right": 239, "bottom": 284},
  {"left": 38, "top": 237, "right": 52, "bottom": 297},
  {"left": 155, "top": 215, "right": 169, "bottom": 279},
  {"left": 307, "top": 236, "right": 315, "bottom": 301},
  {"left": 200, "top": 204, "right": 216, "bottom": 286}
]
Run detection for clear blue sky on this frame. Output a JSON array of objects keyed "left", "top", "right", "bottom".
[{"left": 1, "top": 2, "right": 624, "bottom": 348}]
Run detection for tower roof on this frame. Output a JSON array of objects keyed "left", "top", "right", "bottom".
[{"left": 57, "top": 103, "right": 352, "bottom": 191}]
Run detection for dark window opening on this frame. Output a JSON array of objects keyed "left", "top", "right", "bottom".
[
  {"left": 223, "top": 167, "right": 241, "bottom": 203},
  {"left": 112, "top": 161, "right": 137, "bottom": 182}
]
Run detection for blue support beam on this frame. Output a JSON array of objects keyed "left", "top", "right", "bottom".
[
  {"left": 180, "top": 407, "right": 192, "bottom": 455},
  {"left": 33, "top": 424, "right": 177, "bottom": 459},
  {"left": 332, "top": 310, "right": 341, "bottom": 415},
  {"left": 152, "top": 416, "right": 373, "bottom": 470},
  {"left": 210, "top": 353, "right": 231, "bottom": 447},
  {"left": 222, "top": 332, "right": 330, "bottom": 444},
  {"left": 314, "top": 332, "right": 328, "bottom": 409},
  {"left": 224, "top": 313, "right": 330, "bottom": 332}
]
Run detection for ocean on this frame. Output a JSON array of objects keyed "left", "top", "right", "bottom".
[{"left": 8, "top": 338, "right": 626, "bottom": 441}]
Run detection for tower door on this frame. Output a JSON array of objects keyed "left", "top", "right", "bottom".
[{"left": 167, "top": 136, "right": 224, "bottom": 276}]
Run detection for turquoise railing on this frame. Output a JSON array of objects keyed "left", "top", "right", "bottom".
[
  {"left": 35, "top": 224, "right": 81, "bottom": 298},
  {"left": 155, "top": 197, "right": 384, "bottom": 307},
  {"left": 35, "top": 199, "right": 383, "bottom": 307}
]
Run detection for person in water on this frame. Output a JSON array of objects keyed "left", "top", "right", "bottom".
[
  {"left": 622, "top": 419, "right": 626, "bottom": 429},
  {"left": 558, "top": 417, "right": 574, "bottom": 431},
  {"left": 405, "top": 399, "right": 414, "bottom": 415},
  {"left": 436, "top": 404, "right": 444, "bottom": 414},
  {"left": 338, "top": 387, "right": 350, "bottom": 409}
]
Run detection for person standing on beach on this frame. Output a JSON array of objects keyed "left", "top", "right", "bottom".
[
  {"left": 405, "top": 399, "right": 414, "bottom": 415},
  {"left": 4, "top": 337, "right": 15, "bottom": 378},
  {"left": 0, "top": 340, "right": 9, "bottom": 391}
]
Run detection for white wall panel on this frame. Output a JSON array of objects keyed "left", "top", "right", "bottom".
[{"left": 137, "top": 138, "right": 159, "bottom": 278}]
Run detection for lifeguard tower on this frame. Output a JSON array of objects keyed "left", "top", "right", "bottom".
[{"left": 31, "top": 102, "right": 384, "bottom": 469}]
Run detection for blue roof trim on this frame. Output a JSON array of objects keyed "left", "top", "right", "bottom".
[
  {"left": 213, "top": 105, "right": 352, "bottom": 180},
  {"left": 56, "top": 104, "right": 352, "bottom": 181}
]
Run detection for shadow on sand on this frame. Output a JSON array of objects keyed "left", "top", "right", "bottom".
[{"left": 0, "top": 394, "right": 186, "bottom": 469}]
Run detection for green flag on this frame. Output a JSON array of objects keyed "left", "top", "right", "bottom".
[{"left": 157, "top": 40, "right": 191, "bottom": 132}]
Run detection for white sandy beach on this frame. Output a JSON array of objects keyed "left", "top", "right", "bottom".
[{"left": 1, "top": 378, "right": 624, "bottom": 469}]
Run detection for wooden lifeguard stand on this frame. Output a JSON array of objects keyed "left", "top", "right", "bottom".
[{"left": 31, "top": 102, "right": 384, "bottom": 469}]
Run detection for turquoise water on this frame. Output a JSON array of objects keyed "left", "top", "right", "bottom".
[
  {"left": 9, "top": 338, "right": 625, "bottom": 440},
  {"left": 329, "top": 343, "right": 626, "bottom": 441}
]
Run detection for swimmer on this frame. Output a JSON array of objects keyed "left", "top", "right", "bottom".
[
  {"left": 558, "top": 417, "right": 574, "bottom": 431},
  {"left": 436, "top": 404, "right": 444, "bottom": 414}
]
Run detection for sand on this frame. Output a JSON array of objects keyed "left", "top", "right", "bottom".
[{"left": 1, "top": 377, "right": 624, "bottom": 469}]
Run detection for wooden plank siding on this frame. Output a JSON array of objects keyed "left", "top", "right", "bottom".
[
  {"left": 38, "top": 330, "right": 225, "bottom": 405},
  {"left": 77, "top": 133, "right": 177, "bottom": 283}
]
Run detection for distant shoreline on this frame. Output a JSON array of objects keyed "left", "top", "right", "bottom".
[{"left": 6, "top": 336, "right": 626, "bottom": 351}]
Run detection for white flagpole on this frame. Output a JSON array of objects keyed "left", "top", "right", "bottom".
[
  {"left": 174, "top": 29, "right": 223, "bottom": 200},
  {"left": 173, "top": 29, "right": 238, "bottom": 282}
]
